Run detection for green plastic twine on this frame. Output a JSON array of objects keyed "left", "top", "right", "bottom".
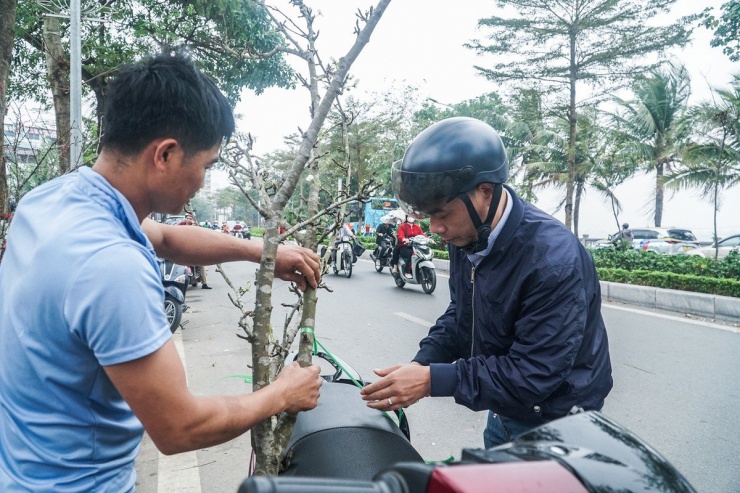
[
  {"left": 312, "top": 337, "right": 405, "bottom": 426},
  {"left": 300, "top": 327, "right": 317, "bottom": 355},
  {"left": 209, "top": 374, "right": 253, "bottom": 389}
]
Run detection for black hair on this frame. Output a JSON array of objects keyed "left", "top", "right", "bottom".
[{"left": 101, "top": 52, "right": 235, "bottom": 156}]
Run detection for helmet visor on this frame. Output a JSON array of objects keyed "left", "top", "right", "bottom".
[{"left": 391, "top": 160, "right": 472, "bottom": 218}]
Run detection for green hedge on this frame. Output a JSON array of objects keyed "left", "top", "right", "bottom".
[
  {"left": 597, "top": 268, "right": 740, "bottom": 298},
  {"left": 591, "top": 248, "right": 740, "bottom": 280}
]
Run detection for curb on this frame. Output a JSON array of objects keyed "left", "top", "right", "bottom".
[
  {"left": 432, "top": 259, "right": 739, "bottom": 323},
  {"left": 600, "top": 281, "right": 739, "bottom": 323}
]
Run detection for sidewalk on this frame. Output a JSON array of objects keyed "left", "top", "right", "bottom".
[{"left": 433, "top": 258, "right": 740, "bottom": 324}]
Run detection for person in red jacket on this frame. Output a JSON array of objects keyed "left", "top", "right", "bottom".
[{"left": 392, "top": 215, "right": 424, "bottom": 278}]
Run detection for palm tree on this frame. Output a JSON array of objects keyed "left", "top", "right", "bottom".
[
  {"left": 666, "top": 74, "right": 740, "bottom": 258},
  {"left": 611, "top": 62, "right": 691, "bottom": 227},
  {"left": 524, "top": 108, "right": 625, "bottom": 238}
]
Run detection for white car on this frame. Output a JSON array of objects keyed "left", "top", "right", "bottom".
[
  {"left": 630, "top": 227, "right": 700, "bottom": 254},
  {"left": 593, "top": 227, "right": 700, "bottom": 254},
  {"left": 686, "top": 234, "right": 740, "bottom": 259}
]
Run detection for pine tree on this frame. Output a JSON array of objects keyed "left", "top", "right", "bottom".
[{"left": 466, "top": 0, "right": 694, "bottom": 230}]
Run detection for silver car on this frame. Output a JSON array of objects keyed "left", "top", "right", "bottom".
[
  {"left": 630, "top": 227, "right": 700, "bottom": 254},
  {"left": 686, "top": 234, "right": 740, "bottom": 259}
]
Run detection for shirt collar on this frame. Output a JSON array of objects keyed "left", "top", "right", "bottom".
[{"left": 77, "top": 167, "right": 153, "bottom": 250}]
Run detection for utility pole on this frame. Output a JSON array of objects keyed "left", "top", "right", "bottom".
[{"left": 69, "top": 0, "right": 83, "bottom": 169}]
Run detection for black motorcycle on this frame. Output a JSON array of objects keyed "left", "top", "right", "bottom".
[
  {"left": 239, "top": 351, "right": 697, "bottom": 493},
  {"left": 370, "top": 234, "right": 396, "bottom": 273},
  {"left": 158, "top": 258, "right": 189, "bottom": 333}
]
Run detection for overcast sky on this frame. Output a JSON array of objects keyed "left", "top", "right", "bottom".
[{"left": 231, "top": 0, "right": 738, "bottom": 240}]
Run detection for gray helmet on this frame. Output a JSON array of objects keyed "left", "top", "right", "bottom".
[{"left": 392, "top": 117, "right": 508, "bottom": 217}]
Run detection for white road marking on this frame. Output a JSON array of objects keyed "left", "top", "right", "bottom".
[
  {"left": 394, "top": 312, "right": 435, "bottom": 327},
  {"left": 156, "top": 330, "right": 203, "bottom": 493},
  {"left": 602, "top": 303, "right": 740, "bottom": 333}
]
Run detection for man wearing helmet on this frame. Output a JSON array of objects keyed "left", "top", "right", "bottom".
[
  {"left": 612, "top": 223, "right": 634, "bottom": 250},
  {"left": 361, "top": 117, "right": 612, "bottom": 447}
]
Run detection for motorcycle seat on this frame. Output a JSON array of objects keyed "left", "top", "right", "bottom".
[{"left": 281, "top": 382, "right": 423, "bottom": 480}]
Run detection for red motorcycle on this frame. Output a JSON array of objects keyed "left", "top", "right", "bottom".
[{"left": 239, "top": 354, "right": 696, "bottom": 493}]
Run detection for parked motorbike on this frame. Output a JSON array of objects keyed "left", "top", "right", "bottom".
[
  {"left": 370, "top": 235, "right": 396, "bottom": 273},
  {"left": 392, "top": 235, "right": 436, "bottom": 294},
  {"left": 158, "top": 258, "right": 189, "bottom": 333},
  {"left": 238, "top": 351, "right": 697, "bottom": 493}
]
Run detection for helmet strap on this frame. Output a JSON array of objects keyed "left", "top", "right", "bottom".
[{"left": 458, "top": 183, "right": 503, "bottom": 253}]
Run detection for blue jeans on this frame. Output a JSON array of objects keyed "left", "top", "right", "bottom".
[{"left": 483, "top": 411, "right": 542, "bottom": 449}]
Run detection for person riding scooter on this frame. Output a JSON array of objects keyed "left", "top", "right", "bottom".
[
  {"left": 372, "top": 218, "right": 396, "bottom": 259},
  {"left": 392, "top": 215, "right": 424, "bottom": 279},
  {"left": 329, "top": 223, "right": 356, "bottom": 266}
]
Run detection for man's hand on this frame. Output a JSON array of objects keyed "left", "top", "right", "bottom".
[
  {"left": 275, "top": 244, "right": 321, "bottom": 291},
  {"left": 274, "top": 362, "right": 322, "bottom": 414},
  {"left": 360, "top": 363, "right": 431, "bottom": 411}
]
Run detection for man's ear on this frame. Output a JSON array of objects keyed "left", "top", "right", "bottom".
[
  {"left": 476, "top": 182, "right": 495, "bottom": 203},
  {"left": 152, "top": 139, "right": 181, "bottom": 172}
]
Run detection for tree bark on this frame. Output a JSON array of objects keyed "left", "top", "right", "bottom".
[
  {"left": 573, "top": 181, "right": 582, "bottom": 239},
  {"left": 250, "top": 216, "right": 281, "bottom": 476},
  {"left": 565, "top": 31, "right": 577, "bottom": 232},
  {"left": 0, "top": 0, "right": 18, "bottom": 214},
  {"left": 654, "top": 161, "right": 664, "bottom": 227},
  {"left": 42, "top": 15, "right": 71, "bottom": 174}
]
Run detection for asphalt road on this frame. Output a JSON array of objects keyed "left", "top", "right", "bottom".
[{"left": 135, "top": 255, "right": 740, "bottom": 492}]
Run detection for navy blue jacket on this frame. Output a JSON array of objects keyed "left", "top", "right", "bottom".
[{"left": 414, "top": 186, "right": 612, "bottom": 423}]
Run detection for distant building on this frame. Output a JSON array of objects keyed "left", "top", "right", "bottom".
[{"left": 3, "top": 121, "right": 57, "bottom": 165}]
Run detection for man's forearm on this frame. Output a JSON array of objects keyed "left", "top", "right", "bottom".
[
  {"left": 144, "top": 219, "right": 263, "bottom": 265},
  {"left": 156, "top": 386, "right": 287, "bottom": 455}
]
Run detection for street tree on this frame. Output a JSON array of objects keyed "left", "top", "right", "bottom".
[
  {"left": 9, "top": 0, "right": 293, "bottom": 163},
  {"left": 217, "top": 0, "right": 391, "bottom": 475},
  {"left": 701, "top": 0, "right": 740, "bottom": 62},
  {"left": 611, "top": 62, "right": 691, "bottom": 227},
  {"left": 466, "top": 0, "right": 694, "bottom": 231},
  {"left": 214, "top": 186, "right": 253, "bottom": 221},
  {"left": 666, "top": 74, "right": 740, "bottom": 257},
  {"left": 0, "top": 0, "right": 18, "bottom": 216},
  {"left": 525, "top": 107, "right": 615, "bottom": 238}
]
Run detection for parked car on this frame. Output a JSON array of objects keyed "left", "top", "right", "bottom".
[
  {"left": 685, "top": 233, "right": 740, "bottom": 259},
  {"left": 592, "top": 227, "right": 699, "bottom": 254},
  {"left": 630, "top": 227, "right": 700, "bottom": 254}
]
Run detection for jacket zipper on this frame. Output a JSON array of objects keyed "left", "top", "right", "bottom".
[{"left": 470, "top": 264, "right": 476, "bottom": 357}]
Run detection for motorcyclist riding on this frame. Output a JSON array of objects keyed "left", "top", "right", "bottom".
[
  {"left": 330, "top": 222, "right": 356, "bottom": 267},
  {"left": 392, "top": 216, "right": 425, "bottom": 279},
  {"left": 372, "top": 217, "right": 396, "bottom": 266},
  {"left": 374, "top": 218, "right": 395, "bottom": 254}
]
